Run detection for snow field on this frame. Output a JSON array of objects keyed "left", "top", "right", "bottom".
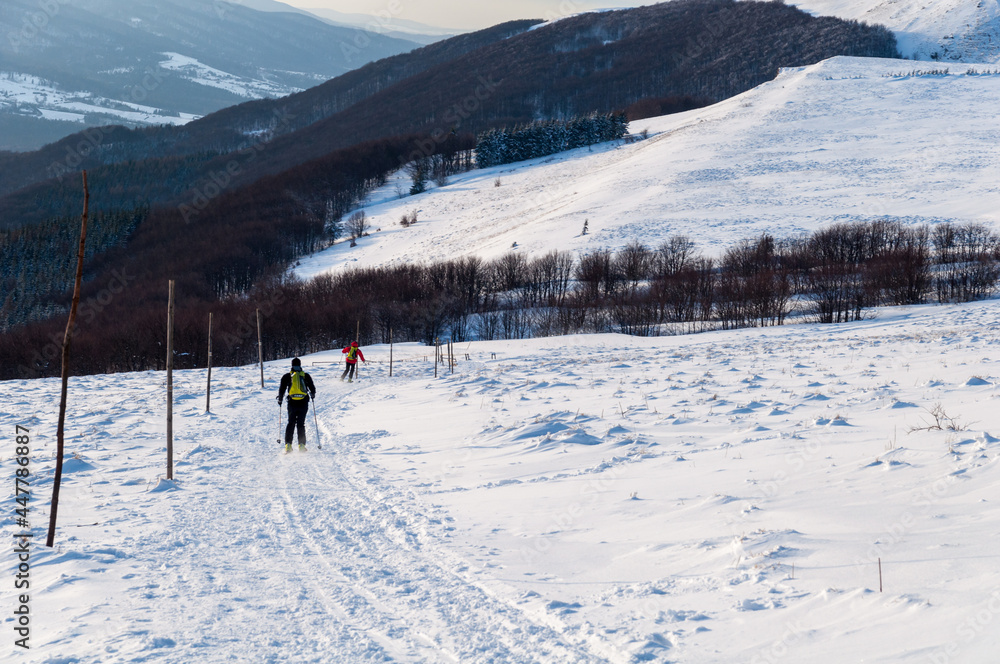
[
  {"left": 788, "top": 0, "right": 1000, "bottom": 63},
  {"left": 2, "top": 299, "right": 1000, "bottom": 662},
  {"left": 5, "top": 50, "right": 1000, "bottom": 664},
  {"left": 0, "top": 72, "right": 198, "bottom": 128},
  {"left": 296, "top": 56, "right": 1000, "bottom": 284}
]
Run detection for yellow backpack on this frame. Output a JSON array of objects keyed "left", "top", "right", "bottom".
[{"left": 288, "top": 370, "right": 308, "bottom": 400}]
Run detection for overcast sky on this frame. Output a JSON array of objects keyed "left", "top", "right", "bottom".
[{"left": 286, "top": 0, "right": 647, "bottom": 31}]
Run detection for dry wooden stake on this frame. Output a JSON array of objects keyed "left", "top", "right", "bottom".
[
  {"left": 167, "top": 280, "right": 175, "bottom": 480},
  {"left": 206, "top": 312, "right": 213, "bottom": 413},
  {"left": 47, "top": 170, "right": 89, "bottom": 549},
  {"left": 256, "top": 308, "right": 264, "bottom": 388}
]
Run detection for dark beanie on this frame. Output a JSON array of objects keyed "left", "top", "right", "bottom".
[{"left": 291, "top": 358, "right": 302, "bottom": 367}]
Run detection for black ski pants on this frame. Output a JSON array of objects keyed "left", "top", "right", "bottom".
[
  {"left": 285, "top": 398, "right": 309, "bottom": 444},
  {"left": 341, "top": 362, "right": 357, "bottom": 381}
]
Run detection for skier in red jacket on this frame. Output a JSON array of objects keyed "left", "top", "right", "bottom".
[{"left": 341, "top": 341, "right": 365, "bottom": 382}]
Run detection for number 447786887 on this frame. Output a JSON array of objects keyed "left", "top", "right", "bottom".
[{"left": 15, "top": 425, "right": 30, "bottom": 527}]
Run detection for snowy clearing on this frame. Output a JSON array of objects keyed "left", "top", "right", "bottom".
[
  {"left": 2, "top": 299, "right": 1000, "bottom": 662},
  {"left": 158, "top": 53, "right": 300, "bottom": 100},
  {"left": 296, "top": 56, "right": 1000, "bottom": 282},
  {"left": 0, "top": 72, "right": 197, "bottom": 128}
]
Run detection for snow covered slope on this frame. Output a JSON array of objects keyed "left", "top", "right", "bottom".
[
  {"left": 297, "top": 55, "right": 1000, "bottom": 281},
  {"left": 0, "top": 72, "right": 200, "bottom": 128},
  {"left": 789, "top": 0, "right": 1000, "bottom": 62},
  {"left": 2, "top": 300, "right": 1000, "bottom": 662},
  {"left": 5, "top": 53, "right": 1000, "bottom": 664}
]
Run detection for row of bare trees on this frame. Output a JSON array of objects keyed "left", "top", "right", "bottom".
[
  {"left": 4, "top": 219, "right": 999, "bottom": 379},
  {"left": 289, "top": 219, "right": 1000, "bottom": 347}
]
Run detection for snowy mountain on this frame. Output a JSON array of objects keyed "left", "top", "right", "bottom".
[
  {"left": 3, "top": 52, "right": 1000, "bottom": 662},
  {"left": 0, "top": 0, "right": 419, "bottom": 150},
  {"left": 296, "top": 55, "right": 1000, "bottom": 280},
  {"left": 206, "top": 0, "right": 458, "bottom": 43},
  {"left": 301, "top": 6, "right": 459, "bottom": 44},
  {"left": 789, "top": 0, "right": 1000, "bottom": 62}
]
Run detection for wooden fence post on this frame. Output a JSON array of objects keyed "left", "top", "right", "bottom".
[
  {"left": 167, "top": 279, "right": 175, "bottom": 480},
  {"left": 47, "top": 170, "right": 89, "bottom": 548},
  {"left": 206, "top": 312, "right": 213, "bottom": 413},
  {"left": 257, "top": 308, "right": 264, "bottom": 388}
]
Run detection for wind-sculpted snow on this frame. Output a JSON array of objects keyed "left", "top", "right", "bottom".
[{"left": 3, "top": 300, "right": 1000, "bottom": 662}]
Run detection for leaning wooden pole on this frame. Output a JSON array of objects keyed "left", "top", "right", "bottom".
[
  {"left": 166, "top": 280, "right": 175, "bottom": 480},
  {"left": 205, "top": 312, "right": 213, "bottom": 413},
  {"left": 47, "top": 171, "right": 90, "bottom": 548}
]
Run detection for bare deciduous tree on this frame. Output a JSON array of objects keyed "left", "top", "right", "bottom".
[{"left": 347, "top": 210, "right": 369, "bottom": 240}]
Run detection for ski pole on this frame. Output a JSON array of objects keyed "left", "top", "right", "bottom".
[
  {"left": 312, "top": 398, "right": 323, "bottom": 450},
  {"left": 277, "top": 400, "right": 282, "bottom": 445}
]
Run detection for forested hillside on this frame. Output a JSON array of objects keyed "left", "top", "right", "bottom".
[
  {"left": 0, "top": 0, "right": 898, "bottom": 225},
  {"left": 0, "top": 19, "right": 541, "bottom": 202},
  {"left": 0, "top": 1, "right": 905, "bottom": 380}
]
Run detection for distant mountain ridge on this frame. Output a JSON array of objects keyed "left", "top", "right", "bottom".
[
  {"left": 0, "top": 0, "right": 419, "bottom": 150},
  {"left": 300, "top": 6, "right": 460, "bottom": 44},
  {"left": 0, "top": 19, "right": 540, "bottom": 203},
  {"left": 0, "top": 0, "right": 899, "bottom": 226}
]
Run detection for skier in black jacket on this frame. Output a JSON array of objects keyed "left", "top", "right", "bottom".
[{"left": 276, "top": 357, "right": 317, "bottom": 451}]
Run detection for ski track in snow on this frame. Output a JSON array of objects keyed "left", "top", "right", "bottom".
[
  {"left": 4, "top": 300, "right": 1000, "bottom": 662},
  {"left": 0, "top": 366, "right": 622, "bottom": 663}
]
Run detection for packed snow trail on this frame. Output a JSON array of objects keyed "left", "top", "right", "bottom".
[
  {"left": 7, "top": 364, "right": 621, "bottom": 663},
  {"left": 264, "top": 383, "right": 620, "bottom": 663}
]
